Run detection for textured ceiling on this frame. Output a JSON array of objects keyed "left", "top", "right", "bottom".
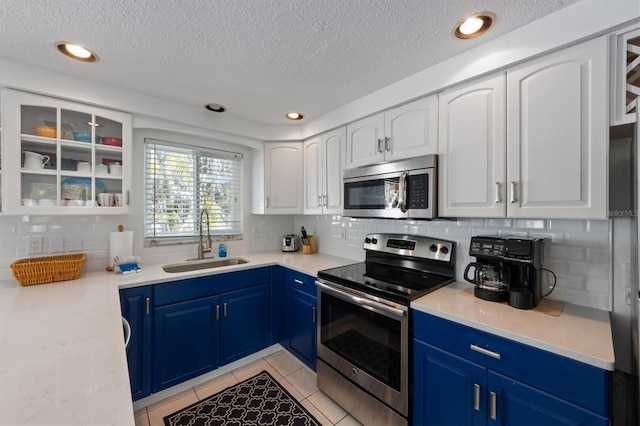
[{"left": 0, "top": 0, "right": 581, "bottom": 125}]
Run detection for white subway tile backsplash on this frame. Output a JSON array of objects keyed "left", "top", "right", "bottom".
[
  {"left": 0, "top": 208, "right": 613, "bottom": 311},
  {"left": 293, "top": 215, "right": 613, "bottom": 311}
]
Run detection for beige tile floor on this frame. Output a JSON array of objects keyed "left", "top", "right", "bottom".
[{"left": 134, "top": 350, "right": 362, "bottom": 426}]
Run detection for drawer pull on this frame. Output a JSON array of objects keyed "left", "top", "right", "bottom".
[
  {"left": 490, "top": 391, "right": 497, "bottom": 420},
  {"left": 294, "top": 279, "right": 304, "bottom": 285},
  {"left": 145, "top": 297, "right": 150, "bottom": 315},
  {"left": 216, "top": 304, "right": 220, "bottom": 320},
  {"left": 312, "top": 307, "right": 317, "bottom": 323},
  {"left": 470, "top": 344, "right": 501, "bottom": 360},
  {"left": 473, "top": 383, "right": 480, "bottom": 411}
]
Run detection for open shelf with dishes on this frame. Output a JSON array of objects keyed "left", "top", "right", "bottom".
[{"left": 3, "top": 89, "right": 132, "bottom": 214}]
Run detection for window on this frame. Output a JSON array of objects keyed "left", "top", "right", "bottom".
[{"left": 144, "top": 138, "right": 243, "bottom": 242}]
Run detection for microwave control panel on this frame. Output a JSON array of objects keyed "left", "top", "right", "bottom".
[{"left": 408, "top": 174, "right": 428, "bottom": 209}]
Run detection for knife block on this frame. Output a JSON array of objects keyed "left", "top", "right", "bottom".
[{"left": 302, "top": 235, "right": 317, "bottom": 254}]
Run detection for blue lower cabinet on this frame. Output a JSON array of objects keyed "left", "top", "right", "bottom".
[
  {"left": 412, "top": 310, "right": 610, "bottom": 426},
  {"left": 220, "top": 283, "right": 270, "bottom": 365},
  {"left": 152, "top": 282, "right": 272, "bottom": 393},
  {"left": 286, "top": 288, "right": 317, "bottom": 370},
  {"left": 119, "top": 286, "right": 153, "bottom": 401},
  {"left": 413, "top": 340, "right": 485, "bottom": 426},
  {"left": 490, "top": 372, "right": 608, "bottom": 426},
  {"left": 274, "top": 266, "right": 318, "bottom": 370},
  {"left": 152, "top": 295, "right": 221, "bottom": 392}
]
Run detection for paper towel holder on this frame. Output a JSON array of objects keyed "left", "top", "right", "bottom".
[{"left": 107, "top": 224, "right": 127, "bottom": 271}]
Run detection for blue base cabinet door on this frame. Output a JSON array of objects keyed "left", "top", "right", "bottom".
[
  {"left": 119, "top": 286, "right": 152, "bottom": 401},
  {"left": 414, "top": 340, "right": 485, "bottom": 426},
  {"left": 220, "top": 284, "right": 270, "bottom": 365},
  {"left": 489, "top": 372, "right": 609, "bottom": 426},
  {"left": 152, "top": 295, "right": 220, "bottom": 392},
  {"left": 287, "top": 288, "right": 317, "bottom": 370}
]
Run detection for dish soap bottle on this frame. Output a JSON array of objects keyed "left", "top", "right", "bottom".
[{"left": 218, "top": 243, "right": 227, "bottom": 258}]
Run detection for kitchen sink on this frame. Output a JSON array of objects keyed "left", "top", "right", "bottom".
[{"left": 162, "top": 257, "right": 249, "bottom": 273}]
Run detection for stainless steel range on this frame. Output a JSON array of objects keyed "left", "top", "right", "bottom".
[{"left": 316, "top": 233, "right": 456, "bottom": 426}]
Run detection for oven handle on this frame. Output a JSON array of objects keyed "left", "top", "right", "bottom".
[{"left": 315, "top": 280, "right": 407, "bottom": 319}]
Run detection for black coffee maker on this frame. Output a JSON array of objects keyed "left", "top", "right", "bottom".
[{"left": 465, "top": 236, "right": 544, "bottom": 309}]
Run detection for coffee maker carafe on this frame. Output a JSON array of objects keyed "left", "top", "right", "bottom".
[
  {"left": 466, "top": 236, "right": 544, "bottom": 309},
  {"left": 464, "top": 261, "right": 509, "bottom": 302}
]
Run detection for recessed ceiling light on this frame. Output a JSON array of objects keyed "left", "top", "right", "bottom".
[
  {"left": 455, "top": 13, "right": 494, "bottom": 39},
  {"left": 56, "top": 42, "right": 98, "bottom": 62},
  {"left": 205, "top": 103, "right": 226, "bottom": 113},
  {"left": 285, "top": 112, "right": 304, "bottom": 120}
]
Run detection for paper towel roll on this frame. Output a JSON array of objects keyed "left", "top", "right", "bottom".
[{"left": 110, "top": 231, "right": 133, "bottom": 265}]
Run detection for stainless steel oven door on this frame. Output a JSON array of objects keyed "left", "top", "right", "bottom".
[{"left": 316, "top": 279, "right": 409, "bottom": 416}]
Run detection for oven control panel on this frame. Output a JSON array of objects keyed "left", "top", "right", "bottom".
[{"left": 363, "top": 233, "right": 454, "bottom": 262}]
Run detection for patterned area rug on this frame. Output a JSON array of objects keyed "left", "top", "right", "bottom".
[{"left": 163, "top": 371, "right": 322, "bottom": 426}]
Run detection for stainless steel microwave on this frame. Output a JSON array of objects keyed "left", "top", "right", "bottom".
[{"left": 343, "top": 155, "right": 437, "bottom": 219}]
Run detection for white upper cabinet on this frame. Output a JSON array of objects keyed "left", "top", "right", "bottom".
[
  {"left": 506, "top": 36, "right": 608, "bottom": 219},
  {"left": 303, "top": 136, "right": 322, "bottom": 214},
  {"left": 438, "top": 73, "right": 506, "bottom": 218},
  {"left": 303, "top": 127, "right": 345, "bottom": 215},
  {"left": 346, "top": 96, "right": 438, "bottom": 168},
  {"left": 262, "top": 141, "right": 303, "bottom": 214},
  {"left": 439, "top": 36, "right": 608, "bottom": 220},
  {"left": 2, "top": 89, "right": 132, "bottom": 215}
]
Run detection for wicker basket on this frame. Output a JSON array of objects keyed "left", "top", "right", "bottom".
[{"left": 10, "top": 253, "right": 86, "bottom": 286}]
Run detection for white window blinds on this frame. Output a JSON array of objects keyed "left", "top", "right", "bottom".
[{"left": 144, "top": 139, "right": 243, "bottom": 240}]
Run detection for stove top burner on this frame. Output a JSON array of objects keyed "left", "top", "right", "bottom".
[
  {"left": 317, "top": 233, "right": 456, "bottom": 304},
  {"left": 317, "top": 261, "right": 453, "bottom": 304}
]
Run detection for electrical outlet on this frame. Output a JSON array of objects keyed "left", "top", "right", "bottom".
[{"left": 28, "top": 237, "right": 42, "bottom": 254}]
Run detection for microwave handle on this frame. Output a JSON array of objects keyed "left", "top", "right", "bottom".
[{"left": 398, "top": 172, "right": 408, "bottom": 213}]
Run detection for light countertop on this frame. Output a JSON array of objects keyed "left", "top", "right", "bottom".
[
  {"left": 411, "top": 281, "right": 615, "bottom": 371},
  {"left": 0, "top": 252, "right": 614, "bottom": 425}
]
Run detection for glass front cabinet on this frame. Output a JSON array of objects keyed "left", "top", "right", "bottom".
[{"left": 2, "top": 89, "right": 132, "bottom": 214}]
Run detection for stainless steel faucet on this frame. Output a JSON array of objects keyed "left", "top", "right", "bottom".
[{"left": 197, "top": 209, "right": 213, "bottom": 260}]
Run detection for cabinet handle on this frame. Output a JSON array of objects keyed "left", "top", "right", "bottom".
[
  {"left": 265, "top": 197, "right": 269, "bottom": 208},
  {"left": 322, "top": 194, "right": 327, "bottom": 207},
  {"left": 223, "top": 302, "right": 228, "bottom": 318},
  {"left": 473, "top": 383, "right": 480, "bottom": 411},
  {"left": 312, "top": 307, "right": 317, "bottom": 323},
  {"left": 377, "top": 138, "right": 384, "bottom": 153},
  {"left": 145, "top": 297, "right": 150, "bottom": 315},
  {"left": 126, "top": 190, "right": 130, "bottom": 206},
  {"left": 294, "top": 279, "right": 304, "bottom": 285},
  {"left": 494, "top": 182, "right": 502, "bottom": 204},
  {"left": 317, "top": 195, "right": 322, "bottom": 207},
  {"left": 216, "top": 304, "right": 220, "bottom": 320},
  {"left": 470, "top": 344, "right": 501, "bottom": 360},
  {"left": 509, "top": 181, "right": 517, "bottom": 203},
  {"left": 490, "top": 391, "right": 497, "bottom": 420},
  {"left": 384, "top": 136, "right": 390, "bottom": 152}
]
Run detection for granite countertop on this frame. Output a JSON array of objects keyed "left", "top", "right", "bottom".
[
  {"left": 411, "top": 281, "right": 615, "bottom": 371},
  {"left": 0, "top": 252, "right": 614, "bottom": 424},
  {"left": 0, "top": 251, "right": 355, "bottom": 425}
]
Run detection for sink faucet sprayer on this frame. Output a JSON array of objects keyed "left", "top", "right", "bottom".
[{"left": 198, "top": 209, "right": 213, "bottom": 260}]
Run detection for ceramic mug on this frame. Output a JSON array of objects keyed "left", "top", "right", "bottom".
[
  {"left": 23, "top": 151, "right": 50, "bottom": 169},
  {"left": 77, "top": 161, "right": 91, "bottom": 173},
  {"left": 95, "top": 164, "right": 108, "bottom": 174},
  {"left": 108, "top": 163, "right": 122, "bottom": 176},
  {"left": 114, "top": 193, "right": 123, "bottom": 207},
  {"left": 98, "top": 193, "right": 113, "bottom": 207}
]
